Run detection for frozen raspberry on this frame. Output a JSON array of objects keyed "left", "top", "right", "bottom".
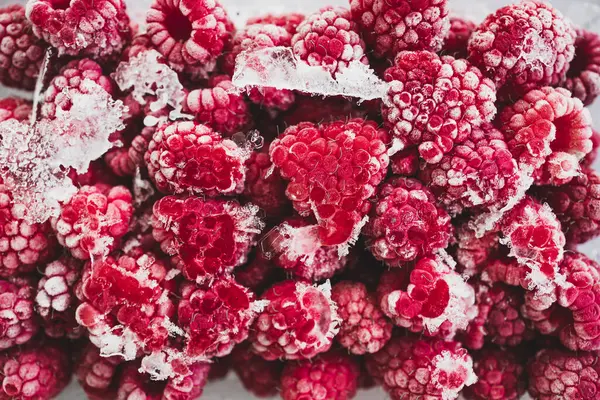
[
  {"left": 280, "top": 351, "right": 360, "bottom": 400},
  {"left": 0, "top": 183, "right": 56, "bottom": 278},
  {"left": 75, "top": 342, "right": 121, "bottom": 400},
  {"left": 0, "top": 341, "right": 71, "bottom": 400},
  {"left": 499, "top": 86, "right": 593, "bottom": 185},
  {"left": 331, "top": 281, "right": 392, "bottom": 355},
  {"left": 521, "top": 291, "right": 568, "bottom": 336},
  {"left": 454, "top": 222, "right": 500, "bottom": 278},
  {"left": 0, "top": 5, "right": 45, "bottom": 90},
  {"left": 247, "top": 13, "right": 305, "bottom": 35},
  {"left": 365, "top": 177, "right": 452, "bottom": 266},
  {"left": 291, "top": 6, "right": 367, "bottom": 76},
  {"left": 382, "top": 51, "right": 497, "bottom": 164},
  {"left": 145, "top": 121, "right": 248, "bottom": 196},
  {"left": 178, "top": 277, "right": 265, "bottom": 358},
  {"left": 390, "top": 148, "right": 419, "bottom": 177},
  {"left": 0, "top": 97, "right": 32, "bottom": 123},
  {"left": 231, "top": 343, "right": 283, "bottom": 398},
  {"left": 442, "top": 17, "right": 475, "bottom": 58},
  {"left": 350, "top": 0, "right": 450, "bottom": 59},
  {"left": 183, "top": 76, "right": 253, "bottom": 136},
  {"left": 464, "top": 349, "right": 526, "bottom": 400},
  {"left": 366, "top": 336, "right": 477, "bottom": 400},
  {"left": 270, "top": 119, "right": 389, "bottom": 247},
  {"left": 582, "top": 129, "right": 600, "bottom": 168},
  {"left": 0, "top": 277, "right": 38, "bottom": 350},
  {"left": 528, "top": 348, "right": 600, "bottom": 399},
  {"left": 468, "top": 0, "right": 576, "bottom": 96},
  {"left": 281, "top": 95, "right": 364, "bottom": 126},
  {"left": 152, "top": 196, "right": 263, "bottom": 282},
  {"left": 145, "top": 0, "right": 234, "bottom": 79},
  {"left": 377, "top": 256, "right": 476, "bottom": 338},
  {"left": 562, "top": 29, "right": 600, "bottom": 106},
  {"left": 482, "top": 256, "right": 529, "bottom": 288},
  {"left": 26, "top": 0, "right": 131, "bottom": 58},
  {"left": 51, "top": 184, "right": 133, "bottom": 260},
  {"left": 534, "top": 168, "right": 600, "bottom": 245},
  {"left": 250, "top": 280, "right": 340, "bottom": 360},
  {"left": 41, "top": 58, "right": 114, "bottom": 120},
  {"left": 234, "top": 250, "right": 279, "bottom": 292}
]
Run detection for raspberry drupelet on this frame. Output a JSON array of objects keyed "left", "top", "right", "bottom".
[
  {"left": 365, "top": 177, "right": 452, "bottom": 265},
  {"left": 583, "top": 129, "right": 600, "bottom": 168},
  {"left": 280, "top": 351, "right": 360, "bottom": 400},
  {"left": 270, "top": 118, "right": 389, "bottom": 248},
  {"left": 145, "top": 120, "right": 248, "bottom": 196},
  {"left": 0, "top": 5, "right": 45, "bottom": 90},
  {"left": 381, "top": 51, "right": 497, "bottom": 164},
  {"left": 464, "top": 348, "right": 526, "bottom": 400},
  {"left": 0, "top": 277, "right": 38, "bottom": 350},
  {"left": 562, "top": 28, "right": 600, "bottom": 106},
  {"left": 247, "top": 13, "right": 305, "bottom": 35},
  {"left": 231, "top": 343, "right": 283, "bottom": 398},
  {"left": 331, "top": 281, "right": 392, "bottom": 354},
  {"left": 0, "top": 341, "right": 71, "bottom": 400},
  {"left": 389, "top": 148, "right": 419, "bottom": 177},
  {"left": 152, "top": 195, "right": 263, "bottom": 282},
  {"left": 75, "top": 342, "right": 121, "bottom": 400},
  {"left": 349, "top": 0, "right": 450, "bottom": 59},
  {"left": 0, "top": 97, "right": 32, "bottom": 123},
  {"left": 250, "top": 280, "right": 340, "bottom": 361},
  {"left": 442, "top": 17, "right": 475, "bottom": 58},
  {"left": 25, "top": 0, "right": 131, "bottom": 58},
  {"left": 467, "top": 0, "right": 576, "bottom": 97},
  {"left": 291, "top": 6, "right": 367, "bottom": 76},
  {"left": 145, "top": 0, "right": 234, "bottom": 79},
  {"left": 454, "top": 222, "right": 500, "bottom": 278},
  {"left": 366, "top": 335, "right": 477, "bottom": 400}
]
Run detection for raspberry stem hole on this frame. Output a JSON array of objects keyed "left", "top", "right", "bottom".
[{"left": 164, "top": 9, "right": 193, "bottom": 42}]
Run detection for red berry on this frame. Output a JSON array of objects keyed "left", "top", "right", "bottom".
[
  {"left": 231, "top": 343, "right": 283, "bottom": 398},
  {"left": 454, "top": 222, "right": 500, "bottom": 278},
  {"left": 75, "top": 342, "right": 121, "bottom": 400},
  {"left": 464, "top": 348, "right": 526, "bottom": 400},
  {"left": 562, "top": 28, "right": 600, "bottom": 106},
  {"left": 582, "top": 129, "right": 600, "bottom": 168},
  {"left": 0, "top": 277, "right": 38, "bottom": 350},
  {"left": 0, "top": 97, "right": 32, "bottom": 123},
  {"left": 246, "top": 13, "right": 305, "bottom": 35},
  {"left": 482, "top": 256, "right": 529, "bottom": 289},
  {"left": 389, "top": 147, "right": 419, "bottom": 177},
  {"left": 442, "top": 17, "right": 475, "bottom": 58}
]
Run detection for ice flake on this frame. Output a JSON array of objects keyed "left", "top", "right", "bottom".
[
  {"left": 270, "top": 222, "right": 322, "bottom": 266},
  {"left": 98, "top": 325, "right": 140, "bottom": 360},
  {"left": 432, "top": 350, "right": 478, "bottom": 400},
  {"left": 140, "top": 348, "right": 210, "bottom": 381}
]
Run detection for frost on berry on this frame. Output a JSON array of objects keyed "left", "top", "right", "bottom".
[
  {"left": 499, "top": 86, "right": 593, "bottom": 186},
  {"left": 454, "top": 222, "right": 500, "bottom": 278},
  {"left": 145, "top": 0, "right": 234, "bottom": 79},
  {"left": 177, "top": 277, "right": 266, "bottom": 359},
  {"left": 349, "top": 0, "right": 450, "bottom": 59},
  {"left": 270, "top": 119, "right": 389, "bottom": 249},
  {"left": 280, "top": 351, "right": 360, "bottom": 400},
  {"left": 247, "top": 13, "right": 305, "bottom": 35},
  {"left": 376, "top": 255, "right": 477, "bottom": 339},
  {"left": 231, "top": 342, "right": 283, "bottom": 398},
  {"left": 250, "top": 280, "right": 341, "bottom": 360},
  {"left": 465, "top": 349, "right": 526, "bottom": 400},
  {"left": 442, "top": 17, "right": 476, "bottom": 59},
  {"left": 0, "top": 98, "right": 32, "bottom": 123},
  {"left": 468, "top": 0, "right": 576, "bottom": 96},
  {"left": 583, "top": 129, "right": 600, "bottom": 168},
  {"left": 366, "top": 336, "right": 477, "bottom": 400},
  {"left": 562, "top": 29, "right": 600, "bottom": 106},
  {"left": 26, "top": 0, "right": 131, "bottom": 58},
  {"left": 382, "top": 51, "right": 497, "bottom": 164},
  {"left": 389, "top": 147, "right": 419, "bottom": 177},
  {"left": 365, "top": 177, "right": 452, "bottom": 266},
  {"left": 0, "top": 277, "right": 38, "bottom": 350},
  {"left": 75, "top": 342, "right": 122, "bottom": 400},
  {"left": 331, "top": 281, "right": 392, "bottom": 354},
  {"left": 152, "top": 196, "right": 263, "bottom": 283}
]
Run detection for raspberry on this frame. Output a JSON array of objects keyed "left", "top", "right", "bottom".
[
  {"left": 231, "top": 343, "right": 283, "bottom": 398},
  {"left": 464, "top": 349, "right": 526, "bottom": 400},
  {"left": 454, "top": 222, "right": 500, "bottom": 278},
  {"left": 26, "top": 0, "right": 131, "bottom": 58},
  {"left": 420, "top": 124, "right": 521, "bottom": 215},
  {"left": 390, "top": 147, "right": 419, "bottom": 177},
  {"left": 442, "top": 17, "right": 475, "bottom": 58},
  {"left": 582, "top": 129, "right": 600, "bottom": 168},
  {"left": 0, "top": 341, "right": 71, "bottom": 400},
  {"left": 281, "top": 95, "right": 364, "bottom": 126},
  {"left": 499, "top": 86, "right": 593, "bottom": 185},
  {"left": 562, "top": 29, "right": 600, "bottom": 106},
  {"left": 145, "top": 121, "right": 248, "bottom": 196},
  {"left": 349, "top": 0, "right": 450, "bottom": 59},
  {"left": 365, "top": 177, "right": 452, "bottom": 266},
  {"left": 0, "top": 277, "right": 38, "bottom": 350},
  {"left": 270, "top": 119, "right": 389, "bottom": 247},
  {"left": 0, "top": 97, "right": 32, "bottom": 123},
  {"left": 0, "top": 5, "right": 45, "bottom": 91},
  {"left": 51, "top": 184, "right": 133, "bottom": 260},
  {"left": 183, "top": 76, "right": 253, "bottom": 136},
  {"left": 177, "top": 277, "right": 265, "bottom": 358},
  {"left": 250, "top": 280, "right": 340, "bottom": 360},
  {"left": 280, "top": 351, "right": 360, "bottom": 400},
  {"left": 382, "top": 51, "right": 497, "bottom": 164},
  {"left": 331, "top": 281, "right": 392, "bottom": 355},
  {"left": 291, "top": 7, "right": 367, "bottom": 76},
  {"left": 0, "top": 183, "right": 56, "bottom": 278},
  {"left": 528, "top": 348, "right": 600, "bottom": 399},
  {"left": 534, "top": 168, "right": 600, "bottom": 245},
  {"left": 152, "top": 196, "right": 263, "bottom": 282},
  {"left": 482, "top": 256, "right": 529, "bottom": 289},
  {"left": 366, "top": 336, "right": 476, "bottom": 400},
  {"left": 75, "top": 342, "right": 121, "bottom": 400},
  {"left": 145, "top": 0, "right": 234, "bottom": 79},
  {"left": 377, "top": 256, "right": 476, "bottom": 338},
  {"left": 247, "top": 13, "right": 305, "bottom": 35},
  {"left": 467, "top": 0, "right": 576, "bottom": 96}
]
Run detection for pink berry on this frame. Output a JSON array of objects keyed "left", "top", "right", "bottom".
[
  {"left": 0, "top": 277, "right": 38, "bottom": 350},
  {"left": 464, "top": 348, "right": 526, "bottom": 400},
  {"left": 350, "top": 0, "right": 450, "bottom": 59},
  {"left": 250, "top": 280, "right": 340, "bottom": 360},
  {"left": 382, "top": 51, "right": 497, "bottom": 164},
  {"left": 247, "top": 13, "right": 305, "bottom": 35},
  {"left": 443, "top": 17, "right": 475, "bottom": 58},
  {"left": 582, "top": 129, "right": 600, "bottom": 168},
  {"left": 0, "top": 97, "right": 32, "bottom": 123},
  {"left": 562, "top": 28, "right": 600, "bottom": 106},
  {"left": 389, "top": 148, "right": 419, "bottom": 177},
  {"left": 482, "top": 256, "right": 529, "bottom": 289},
  {"left": 280, "top": 351, "right": 360, "bottom": 400},
  {"left": 75, "top": 342, "right": 121, "bottom": 400},
  {"left": 454, "top": 222, "right": 500, "bottom": 278},
  {"left": 231, "top": 342, "right": 283, "bottom": 398}
]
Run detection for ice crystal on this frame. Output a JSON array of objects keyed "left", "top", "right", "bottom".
[{"left": 431, "top": 350, "right": 478, "bottom": 400}]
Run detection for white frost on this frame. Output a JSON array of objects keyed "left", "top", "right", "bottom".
[{"left": 432, "top": 350, "right": 478, "bottom": 400}]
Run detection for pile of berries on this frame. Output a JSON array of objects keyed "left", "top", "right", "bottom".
[{"left": 0, "top": 0, "right": 599, "bottom": 399}]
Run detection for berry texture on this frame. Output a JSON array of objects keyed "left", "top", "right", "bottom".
[
  {"left": 75, "top": 343, "right": 121, "bottom": 400},
  {"left": 582, "top": 129, "right": 600, "bottom": 168},
  {"left": 454, "top": 222, "right": 499, "bottom": 278},
  {"left": 389, "top": 148, "right": 419, "bottom": 177},
  {"left": 349, "top": 0, "right": 450, "bottom": 59},
  {"left": 250, "top": 280, "right": 340, "bottom": 361},
  {"left": 465, "top": 349, "right": 526, "bottom": 400},
  {"left": 468, "top": 0, "right": 576, "bottom": 96},
  {"left": 562, "top": 28, "right": 600, "bottom": 106},
  {"left": 231, "top": 343, "right": 284, "bottom": 398},
  {"left": 0, "top": 5, "right": 45, "bottom": 90},
  {"left": 443, "top": 17, "right": 475, "bottom": 58},
  {"left": 152, "top": 196, "right": 263, "bottom": 282},
  {"left": 0, "top": 277, "right": 38, "bottom": 350},
  {"left": 0, "top": 97, "right": 32, "bottom": 123},
  {"left": 382, "top": 51, "right": 497, "bottom": 164},
  {"left": 280, "top": 351, "right": 360, "bottom": 400},
  {"left": 246, "top": 13, "right": 305, "bottom": 35}
]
